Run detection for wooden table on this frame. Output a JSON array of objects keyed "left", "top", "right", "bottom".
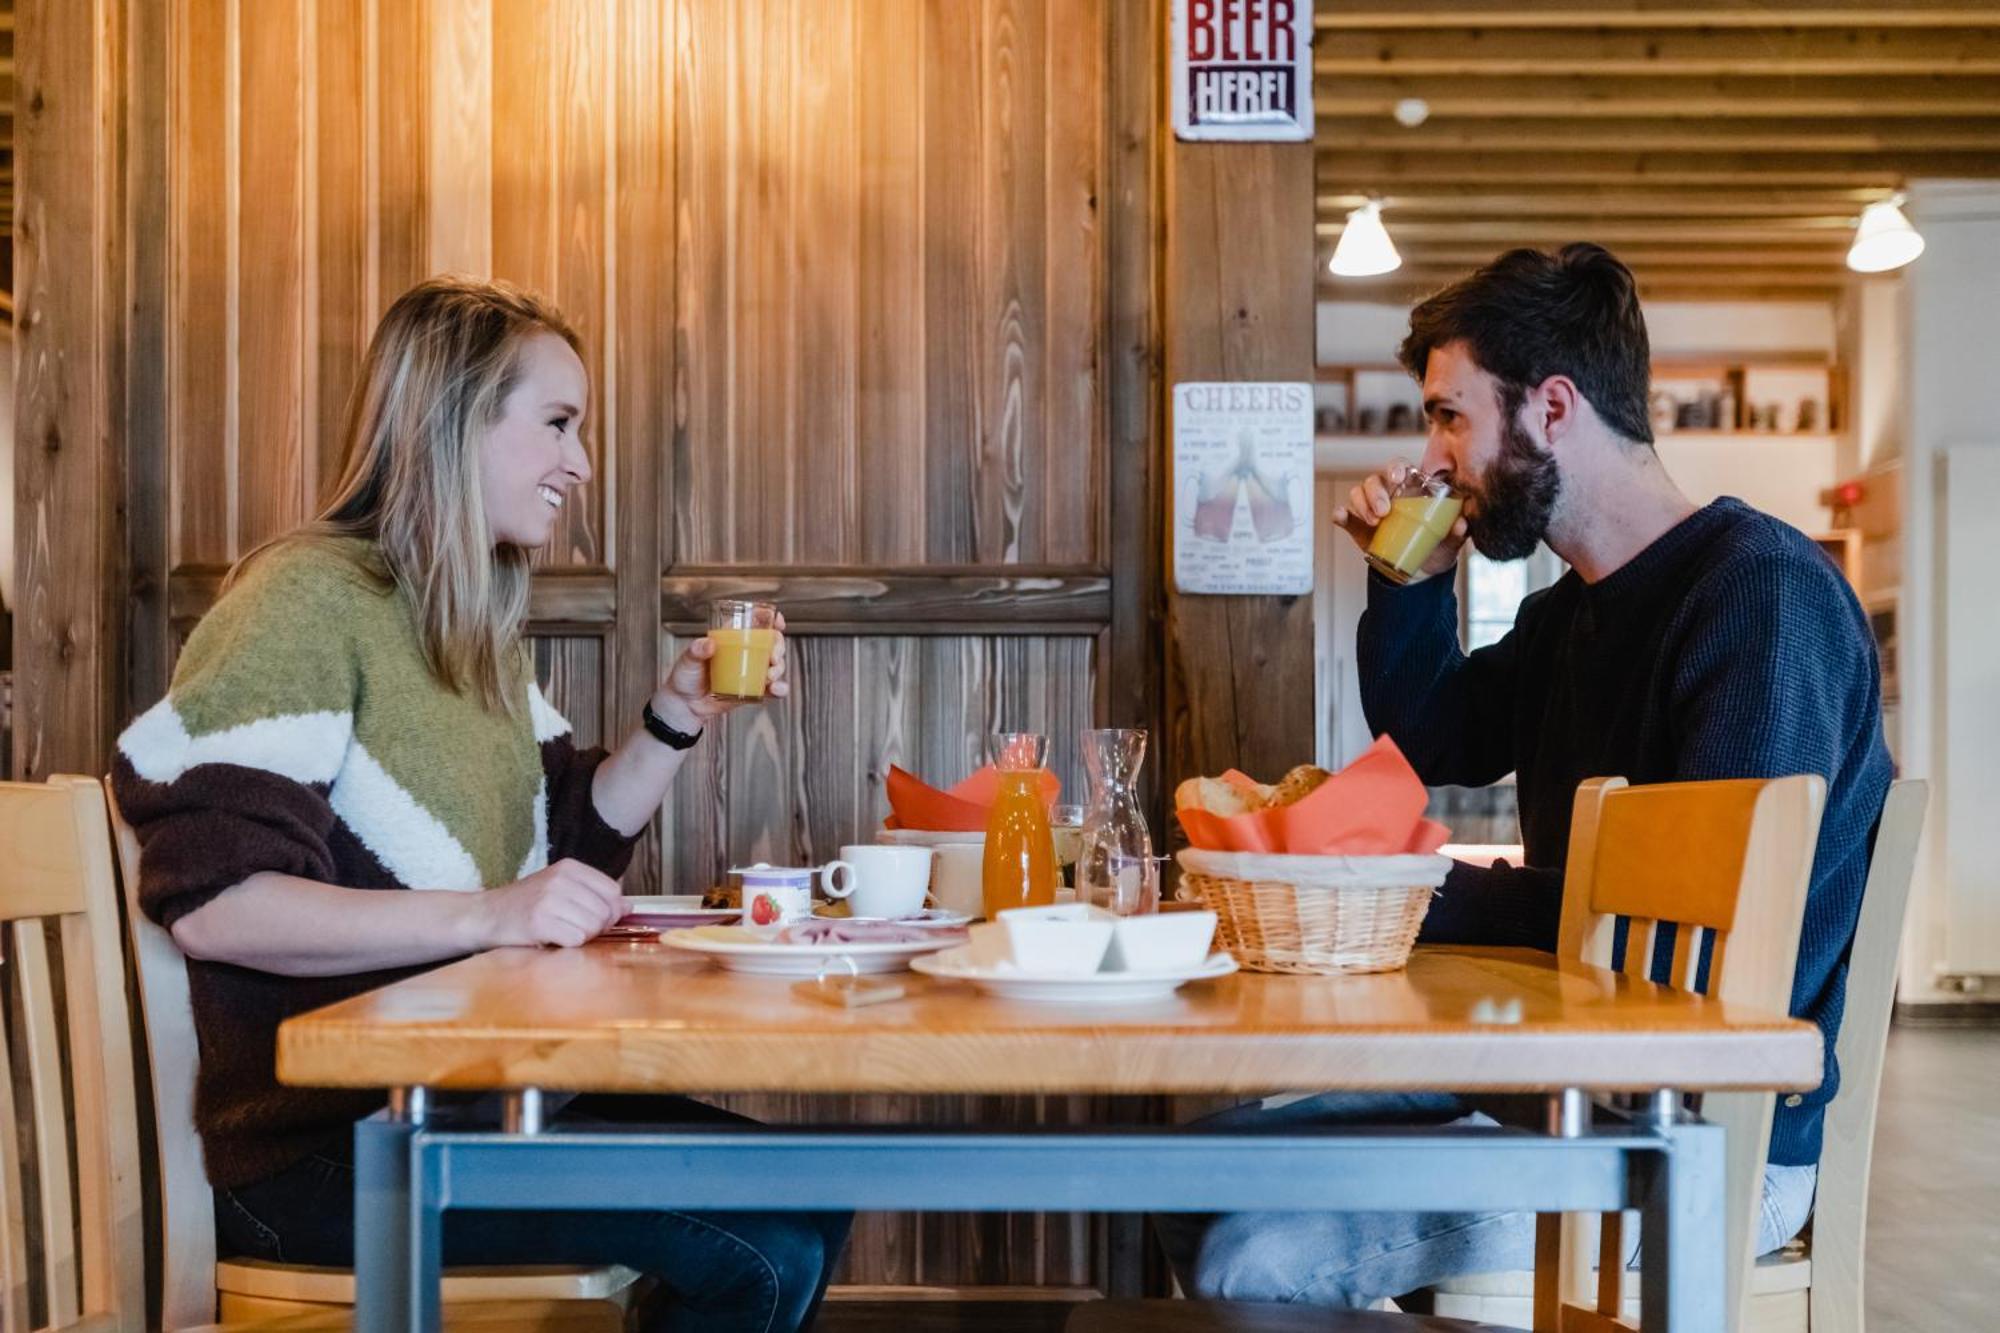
[{"left": 278, "top": 942, "right": 1822, "bottom": 1331}]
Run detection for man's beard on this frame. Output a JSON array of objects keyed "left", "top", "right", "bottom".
[{"left": 1462, "top": 409, "right": 1560, "bottom": 561}]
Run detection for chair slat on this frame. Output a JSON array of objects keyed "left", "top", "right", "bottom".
[
  {"left": 0, "top": 982, "right": 33, "bottom": 1333},
  {"left": 1587, "top": 780, "right": 1769, "bottom": 930},
  {"left": 0, "top": 787, "right": 93, "bottom": 923},
  {"left": 1595, "top": 1212, "right": 1624, "bottom": 1315},
  {"left": 1667, "top": 922, "right": 1701, "bottom": 995},
  {"left": 15, "top": 919, "right": 82, "bottom": 1327}
]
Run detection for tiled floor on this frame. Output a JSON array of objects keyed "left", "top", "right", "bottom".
[{"left": 1867, "top": 1025, "right": 2000, "bottom": 1330}]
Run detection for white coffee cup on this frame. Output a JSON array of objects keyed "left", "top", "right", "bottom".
[{"left": 822, "top": 844, "right": 934, "bottom": 920}]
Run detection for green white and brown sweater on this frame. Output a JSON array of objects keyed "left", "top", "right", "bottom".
[{"left": 112, "top": 537, "right": 638, "bottom": 1189}]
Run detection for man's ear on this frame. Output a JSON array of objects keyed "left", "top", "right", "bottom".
[{"left": 1535, "top": 376, "right": 1583, "bottom": 449}]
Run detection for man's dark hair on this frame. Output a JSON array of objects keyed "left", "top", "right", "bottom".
[{"left": 1397, "top": 243, "right": 1654, "bottom": 447}]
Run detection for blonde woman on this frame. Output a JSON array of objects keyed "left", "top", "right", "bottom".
[{"left": 114, "top": 277, "right": 847, "bottom": 1331}]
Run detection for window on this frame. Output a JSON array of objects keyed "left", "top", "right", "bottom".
[{"left": 1462, "top": 545, "right": 1565, "bottom": 652}]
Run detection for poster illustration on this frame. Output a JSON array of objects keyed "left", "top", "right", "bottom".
[{"left": 1173, "top": 382, "right": 1314, "bottom": 595}]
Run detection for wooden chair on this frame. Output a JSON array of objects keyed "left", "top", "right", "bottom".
[
  {"left": 1421, "top": 780, "right": 1925, "bottom": 1333},
  {"left": 1067, "top": 1304, "right": 1513, "bottom": 1331},
  {"left": 103, "top": 784, "right": 636, "bottom": 1329},
  {"left": 1078, "top": 775, "right": 1827, "bottom": 1333},
  {"left": 0, "top": 775, "right": 148, "bottom": 1333}
]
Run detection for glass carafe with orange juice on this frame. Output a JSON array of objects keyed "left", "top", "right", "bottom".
[{"left": 982, "top": 733, "right": 1057, "bottom": 919}]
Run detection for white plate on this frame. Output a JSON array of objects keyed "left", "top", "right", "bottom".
[
  {"left": 811, "top": 906, "right": 974, "bottom": 929},
  {"left": 663, "top": 925, "right": 958, "bottom": 975},
  {"left": 622, "top": 895, "right": 711, "bottom": 912},
  {"left": 910, "top": 946, "right": 1238, "bottom": 1003}
]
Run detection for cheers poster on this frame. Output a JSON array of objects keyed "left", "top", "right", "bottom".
[{"left": 1173, "top": 383, "right": 1315, "bottom": 596}]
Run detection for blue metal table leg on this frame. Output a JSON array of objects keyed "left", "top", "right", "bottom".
[
  {"left": 410, "top": 1139, "right": 446, "bottom": 1331},
  {"left": 355, "top": 1098, "right": 418, "bottom": 1332},
  {"left": 1639, "top": 1114, "right": 1727, "bottom": 1331}
]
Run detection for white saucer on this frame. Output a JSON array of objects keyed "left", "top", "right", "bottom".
[
  {"left": 662, "top": 925, "right": 958, "bottom": 975},
  {"left": 811, "top": 906, "right": 973, "bottom": 929},
  {"left": 910, "top": 946, "right": 1238, "bottom": 1003}
]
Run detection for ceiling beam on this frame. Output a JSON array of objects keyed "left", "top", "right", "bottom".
[
  {"left": 1317, "top": 4, "right": 2000, "bottom": 30},
  {"left": 1320, "top": 273, "right": 1853, "bottom": 303},
  {"left": 1315, "top": 220, "right": 1858, "bottom": 244},
  {"left": 1317, "top": 116, "right": 2000, "bottom": 153},
  {"left": 1315, "top": 27, "right": 2000, "bottom": 76},
  {"left": 1313, "top": 74, "right": 2000, "bottom": 120},
  {"left": 1379, "top": 247, "right": 1855, "bottom": 268},
  {"left": 1317, "top": 188, "right": 1896, "bottom": 216},
  {"left": 1317, "top": 149, "right": 2000, "bottom": 184}
]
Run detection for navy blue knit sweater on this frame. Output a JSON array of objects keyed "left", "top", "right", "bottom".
[{"left": 1358, "top": 497, "right": 1891, "bottom": 1167}]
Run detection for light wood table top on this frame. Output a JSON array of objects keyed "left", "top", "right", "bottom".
[{"left": 277, "top": 943, "right": 1821, "bottom": 1096}]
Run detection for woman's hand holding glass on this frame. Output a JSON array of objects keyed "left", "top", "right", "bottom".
[{"left": 650, "top": 610, "right": 790, "bottom": 734}]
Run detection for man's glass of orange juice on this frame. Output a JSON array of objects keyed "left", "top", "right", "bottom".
[
  {"left": 707, "top": 600, "right": 779, "bottom": 699},
  {"left": 1365, "top": 471, "right": 1466, "bottom": 585}
]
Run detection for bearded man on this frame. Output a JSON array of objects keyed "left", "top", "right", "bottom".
[{"left": 1156, "top": 244, "right": 1891, "bottom": 1308}]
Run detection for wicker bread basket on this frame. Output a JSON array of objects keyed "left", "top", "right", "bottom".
[{"left": 1175, "top": 849, "right": 1452, "bottom": 975}]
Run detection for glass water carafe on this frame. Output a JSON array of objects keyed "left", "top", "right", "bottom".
[{"left": 1077, "top": 728, "right": 1159, "bottom": 916}]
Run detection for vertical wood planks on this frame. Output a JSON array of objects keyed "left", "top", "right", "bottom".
[
  {"left": 238, "top": 0, "right": 309, "bottom": 551},
  {"left": 315, "top": 0, "right": 370, "bottom": 503},
  {"left": 373, "top": 0, "right": 430, "bottom": 309},
  {"left": 1044, "top": 0, "right": 1104, "bottom": 567},
  {"left": 427, "top": 0, "right": 494, "bottom": 277},
  {"left": 172, "top": 0, "right": 232, "bottom": 568},
  {"left": 921, "top": 0, "right": 983, "bottom": 564}
]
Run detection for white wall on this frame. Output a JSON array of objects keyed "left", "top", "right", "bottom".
[{"left": 1897, "top": 181, "right": 2000, "bottom": 998}]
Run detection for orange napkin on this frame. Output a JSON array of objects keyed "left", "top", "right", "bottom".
[
  {"left": 884, "top": 765, "right": 1062, "bottom": 832},
  {"left": 1175, "top": 735, "right": 1451, "bottom": 856}
]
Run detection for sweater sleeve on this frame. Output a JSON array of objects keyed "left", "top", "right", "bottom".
[
  {"left": 111, "top": 550, "right": 361, "bottom": 929},
  {"left": 1416, "top": 859, "right": 1565, "bottom": 951},
  {"left": 527, "top": 682, "right": 642, "bottom": 879},
  {"left": 1356, "top": 570, "right": 1523, "bottom": 787}
]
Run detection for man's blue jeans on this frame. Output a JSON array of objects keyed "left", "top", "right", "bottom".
[
  {"left": 215, "top": 1094, "right": 851, "bottom": 1333},
  {"left": 1152, "top": 1091, "right": 1816, "bottom": 1308}
]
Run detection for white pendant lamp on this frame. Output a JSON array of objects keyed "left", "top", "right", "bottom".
[
  {"left": 1846, "top": 197, "right": 1925, "bottom": 274},
  {"left": 1328, "top": 200, "right": 1402, "bottom": 278}
]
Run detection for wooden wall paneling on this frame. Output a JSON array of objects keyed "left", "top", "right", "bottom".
[
  {"left": 1162, "top": 139, "right": 1318, "bottom": 797},
  {"left": 491, "top": 0, "right": 608, "bottom": 568},
  {"left": 1103, "top": 0, "right": 1166, "bottom": 839},
  {"left": 791, "top": 634, "right": 859, "bottom": 867},
  {"left": 670, "top": 0, "right": 727, "bottom": 566},
  {"left": 613, "top": 0, "right": 673, "bottom": 896},
  {"left": 314, "top": 0, "right": 369, "bottom": 505},
  {"left": 854, "top": 0, "right": 925, "bottom": 565},
  {"left": 530, "top": 635, "right": 606, "bottom": 752},
  {"left": 128, "top": 0, "right": 174, "bottom": 719},
  {"left": 658, "top": 630, "right": 724, "bottom": 895},
  {"left": 170, "top": 0, "right": 230, "bottom": 569},
  {"left": 426, "top": 0, "right": 493, "bottom": 277},
  {"left": 977, "top": 0, "right": 1048, "bottom": 566},
  {"left": 13, "top": 0, "right": 128, "bottom": 780},
  {"left": 1044, "top": 0, "right": 1104, "bottom": 568},
  {"left": 734, "top": 0, "right": 799, "bottom": 565},
  {"left": 792, "top": 0, "right": 859, "bottom": 565},
  {"left": 372, "top": 0, "right": 429, "bottom": 312},
  {"left": 238, "top": 0, "right": 308, "bottom": 552},
  {"left": 921, "top": 0, "right": 981, "bottom": 565}
]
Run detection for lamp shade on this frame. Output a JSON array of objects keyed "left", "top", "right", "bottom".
[
  {"left": 1328, "top": 201, "right": 1402, "bottom": 278},
  {"left": 1846, "top": 199, "right": 1925, "bottom": 274}
]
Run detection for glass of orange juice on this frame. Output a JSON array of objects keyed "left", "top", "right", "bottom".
[
  {"left": 981, "top": 732, "right": 1057, "bottom": 920},
  {"left": 1365, "top": 470, "right": 1466, "bottom": 585},
  {"left": 707, "top": 599, "right": 779, "bottom": 699}
]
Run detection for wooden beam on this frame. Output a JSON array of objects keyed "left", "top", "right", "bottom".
[
  {"left": 1317, "top": 149, "right": 2000, "bottom": 184},
  {"left": 1314, "top": 74, "right": 2000, "bottom": 120},
  {"left": 1318, "top": 4, "right": 2000, "bottom": 30},
  {"left": 1322, "top": 274, "right": 1851, "bottom": 304},
  {"left": 658, "top": 569, "right": 1113, "bottom": 635},
  {"left": 1328, "top": 264, "right": 1852, "bottom": 288},
  {"left": 170, "top": 566, "right": 622, "bottom": 631},
  {"left": 1317, "top": 116, "right": 2000, "bottom": 153},
  {"left": 1315, "top": 27, "right": 2000, "bottom": 76},
  {"left": 1377, "top": 247, "right": 1852, "bottom": 269},
  {"left": 1164, "top": 132, "right": 1318, "bottom": 808},
  {"left": 1319, "top": 188, "right": 1895, "bottom": 217},
  {"left": 1317, "top": 219, "right": 1858, "bottom": 244}
]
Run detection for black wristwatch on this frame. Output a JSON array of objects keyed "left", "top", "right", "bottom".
[{"left": 641, "top": 700, "right": 705, "bottom": 751}]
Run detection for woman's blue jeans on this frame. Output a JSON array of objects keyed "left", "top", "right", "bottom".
[{"left": 215, "top": 1094, "right": 851, "bottom": 1333}]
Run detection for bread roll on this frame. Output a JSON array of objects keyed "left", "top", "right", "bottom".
[
  {"left": 1174, "top": 775, "right": 1262, "bottom": 817},
  {"left": 1269, "top": 764, "right": 1333, "bottom": 807}
]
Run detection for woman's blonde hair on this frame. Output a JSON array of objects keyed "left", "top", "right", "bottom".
[{"left": 237, "top": 275, "right": 583, "bottom": 714}]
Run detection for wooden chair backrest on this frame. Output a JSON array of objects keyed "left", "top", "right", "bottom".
[
  {"left": 103, "top": 786, "right": 219, "bottom": 1331},
  {"left": 0, "top": 777, "right": 147, "bottom": 1333},
  {"left": 1538, "top": 774, "right": 1827, "bottom": 1333},
  {"left": 1807, "top": 779, "right": 1927, "bottom": 1332}
]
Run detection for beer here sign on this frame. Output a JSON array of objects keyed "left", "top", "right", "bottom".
[{"left": 1171, "top": 0, "right": 1314, "bottom": 142}]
